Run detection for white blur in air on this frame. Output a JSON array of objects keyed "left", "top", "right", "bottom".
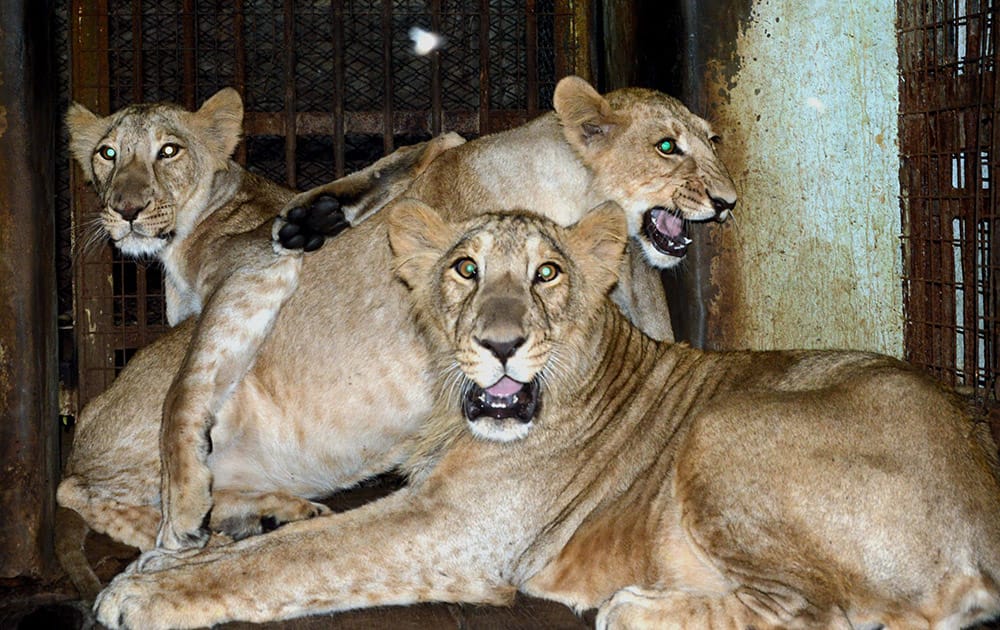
[{"left": 409, "top": 27, "right": 444, "bottom": 56}]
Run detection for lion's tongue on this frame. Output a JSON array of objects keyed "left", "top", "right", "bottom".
[
  {"left": 653, "top": 209, "right": 684, "bottom": 239},
  {"left": 486, "top": 376, "right": 524, "bottom": 397}
]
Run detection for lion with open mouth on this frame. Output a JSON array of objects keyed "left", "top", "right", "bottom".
[{"left": 95, "top": 202, "right": 1000, "bottom": 630}]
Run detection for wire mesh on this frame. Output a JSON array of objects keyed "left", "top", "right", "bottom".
[
  {"left": 61, "top": 0, "right": 587, "bottom": 410},
  {"left": 897, "top": 0, "right": 997, "bottom": 397}
]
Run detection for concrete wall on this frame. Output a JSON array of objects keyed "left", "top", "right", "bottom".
[{"left": 702, "top": 0, "right": 903, "bottom": 355}]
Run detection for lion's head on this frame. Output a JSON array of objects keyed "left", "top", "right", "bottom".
[
  {"left": 553, "top": 76, "right": 736, "bottom": 268},
  {"left": 388, "top": 199, "right": 624, "bottom": 442},
  {"left": 66, "top": 88, "right": 244, "bottom": 258}
]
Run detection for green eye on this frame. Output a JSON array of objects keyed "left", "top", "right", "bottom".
[
  {"left": 97, "top": 145, "right": 117, "bottom": 161},
  {"left": 453, "top": 257, "right": 478, "bottom": 280},
  {"left": 535, "top": 262, "right": 561, "bottom": 283},
  {"left": 655, "top": 137, "right": 678, "bottom": 157},
  {"left": 158, "top": 143, "right": 181, "bottom": 159}
]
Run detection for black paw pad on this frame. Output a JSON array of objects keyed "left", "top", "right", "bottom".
[
  {"left": 278, "top": 194, "right": 350, "bottom": 252},
  {"left": 260, "top": 515, "right": 280, "bottom": 533}
]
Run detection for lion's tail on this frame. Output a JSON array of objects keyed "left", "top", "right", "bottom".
[{"left": 54, "top": 506, "right": 102, "bottom": 600}]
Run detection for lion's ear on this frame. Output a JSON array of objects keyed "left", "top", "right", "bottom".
[
  {"left": 192, "top": 87, "right": 244, "bottom": 160},
  {"left": 568, "top": 201, "right": 627, "bottom": 293},
  {"left": 65, "top": 102, "right": 107, "bottom": 182},
  {"left": 387, "top": 198, "right": 456, "bottom": 288},
  {"left": 553, "top": 76, "right": 623, "bottom": 155}
]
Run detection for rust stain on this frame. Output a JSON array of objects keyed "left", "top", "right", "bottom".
[{"left": 705, "top": 0, "right": 902, "bottom": 356}]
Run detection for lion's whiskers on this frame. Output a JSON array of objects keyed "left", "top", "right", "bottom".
[{"left": 75, "top": 215, "right": 112, "bottom": 263}]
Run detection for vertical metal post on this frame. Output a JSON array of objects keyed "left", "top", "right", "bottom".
[
  {"left": 333, "top": 0, "right": 346, "bottom": 177},
  {"left": 525, "top": 0, "right": 538, "bottom": 116},
  {"left": 71, "top": 0, "right": 116, "bottom": 405},
  {"left": 479, "top": 0, "right": 491, "bottom": 134},
  {"left": 381, "top": 0, "right": 395, "bottom": 152},
  {"left": 131, "top": 0, "right": 144, "bottom": 102},
  {"left": 182, "top": 0, "right": 197, "bottom": 108},
  {"left": 284, "top": 0, "right": 297, "bottom": 187},
  {"left": 430, "top": 0, "right": 443, "bottom": 135},
  {"left": 0, "top": 0, "right": 59, "bottom": 579},
  {"left": 234, "top": 0, "right": 247, "bottom": 165}
]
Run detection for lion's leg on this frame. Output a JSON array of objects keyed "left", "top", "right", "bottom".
[
  {"left": 157, "top": 254, "right": 302, "bottom": 551},
  {"left": 96, "top": 491, "right": 514, "bottom": 629},
  {"left": 275, "top": 131, "right": 465, "bottom": 250},
  {"left": 209, "top": 489, "right": 332, "bottom": 540},
  {"left": 595, "top": 586, "right": 852, "bottom": 630}
]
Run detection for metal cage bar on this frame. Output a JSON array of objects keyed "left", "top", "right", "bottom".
[{"left": 898, "top": 0, "right": 997, "bottom": 397}]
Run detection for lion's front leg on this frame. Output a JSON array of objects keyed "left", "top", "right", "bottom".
[
  {"left": 274, "top": 131, "right": 465, "bottom": 251},
  {"left": 157, "top": 255, "right": 302, "bottom": 551},
  {"left": 97, "top": 491, "right": 515, "bottom": 629}
]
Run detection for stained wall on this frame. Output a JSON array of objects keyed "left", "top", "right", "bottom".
[{"left": 702, "top": 0, "right": 903, "bottom": 355}]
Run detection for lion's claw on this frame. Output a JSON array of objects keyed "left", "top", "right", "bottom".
[{"left": 277, "top": 194, "right": 349, "bottom": 252}]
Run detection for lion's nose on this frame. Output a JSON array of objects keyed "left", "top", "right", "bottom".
[
  {"left": 112, "top": 200, "right": 149, "bottom": 222},
  {"left": 476, "top": 336, "right": 525, "bottom": 364}
]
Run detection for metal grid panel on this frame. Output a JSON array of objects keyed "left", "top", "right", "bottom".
[
  {"left": 62, "top": 0, "right": 588, "bottom": 410},
  {"left": 898, "top": 0, "right": 997, "bottom": 396}
]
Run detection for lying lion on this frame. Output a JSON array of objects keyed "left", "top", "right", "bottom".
[
  {"left": 60, "top": 76, "right": 736, "bottom": 571},
  {"left": 95, "top": 202, "right": 1000, "bottom": 629}
]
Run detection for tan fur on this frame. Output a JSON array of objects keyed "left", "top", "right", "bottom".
[
  {"left": 61, "top": 78, "right": 735, "bottom": 567},
  {"left": 94, "top": 205, "right": 1000, "bottom": 629},
  {"left": 60, "top": 90, "right": 461, "bottom": 556}
]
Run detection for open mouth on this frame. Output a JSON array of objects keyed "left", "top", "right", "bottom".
[
  {"left": 463, "top": 376, "right": 540, "bottom": 423},
  {"left": 643, "top": 208, "right": 692, "bottom": 258}
]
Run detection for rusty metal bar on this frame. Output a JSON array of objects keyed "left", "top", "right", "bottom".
[
  {"left": 479, "top": 0, "right": 490, "bottom": 134},
  {"left": 430, "top": 0, "right": 442, "bottom": 135},
  {"left": 525, "top": 0, "right": 538, "bottom": 116},
  {"left": 986, "top": 5, "right": 999, "bottom": 396},
  {"left": 131, "top": 0, "right": 143, "bottom": 101},
  {"left": 0, "top": 0, "right": 59, "bottom": 579},
  {"left": 284, "top": 0, "right": 297, "bottom": 188},
  {"left": 71, "top": 0, "right": 116, "bottom": 407},
  {"left": 381, "top": 0, "right": 394, "bottom": 153},
  {"left": 182, "top": 0, "right": 197, "bottom": 108},
  {"left": 234, "top": 0, "right": 247, "bottom": 165},
  {"left": 333, "top": 0, "right": 345, "bottom": 177}
]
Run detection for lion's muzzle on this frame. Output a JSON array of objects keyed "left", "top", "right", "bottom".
[{"left": 463, "top": 376, "right": 540, "bottom": 423}]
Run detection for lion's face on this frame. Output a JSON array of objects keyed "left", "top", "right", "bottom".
[
  {"left": 389, "top": 199, "right": 625, "bottom": 442},
  {"left": 66, "top": 88, "right": 244, "bottom": 258},
  {"left": 553, "top": 77, "right": 737, "bottom": 268}
]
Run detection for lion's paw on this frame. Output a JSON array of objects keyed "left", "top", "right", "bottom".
[
  {"left": 218, "top": 498, "right": 332, "bottom": 540},
  {"left": 94, "top": 572, "right": 172, "bottom": 630},
  {"left": 275, "top": 194, "right": 349, "bottom": 252}
]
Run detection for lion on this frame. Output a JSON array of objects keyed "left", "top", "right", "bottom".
[
  {"left": 58, "top": 88, "right": 462, "bottom": 593},
  {"left": 95, "top": 202, "right": 1000, "bottom": 630},
  {"left": 59, "top": 77, "right": 736, "bottom": 572}
]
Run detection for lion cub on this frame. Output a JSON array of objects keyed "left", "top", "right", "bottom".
[
  {"left": 63, "top": 88, "right": 462, "bottom": 554},
  {"left": 95, "top": 203, "right": 1000, "bottom": 629}
]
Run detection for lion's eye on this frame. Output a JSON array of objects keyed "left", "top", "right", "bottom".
[
  {"left": 453, "top": 257, "right": 478, "bottom": 280},
  {"left": 96, "top": 145, "right": 117, "bottom": 161},
  {"left": 535, "top": 262, "right": 561, "bottom": 283},
  {"left": 655, "top": 137, "right": 679, "bottom": 157},
  {"left": 158, "top": 143, "right": 182, "bottom": 159}
]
